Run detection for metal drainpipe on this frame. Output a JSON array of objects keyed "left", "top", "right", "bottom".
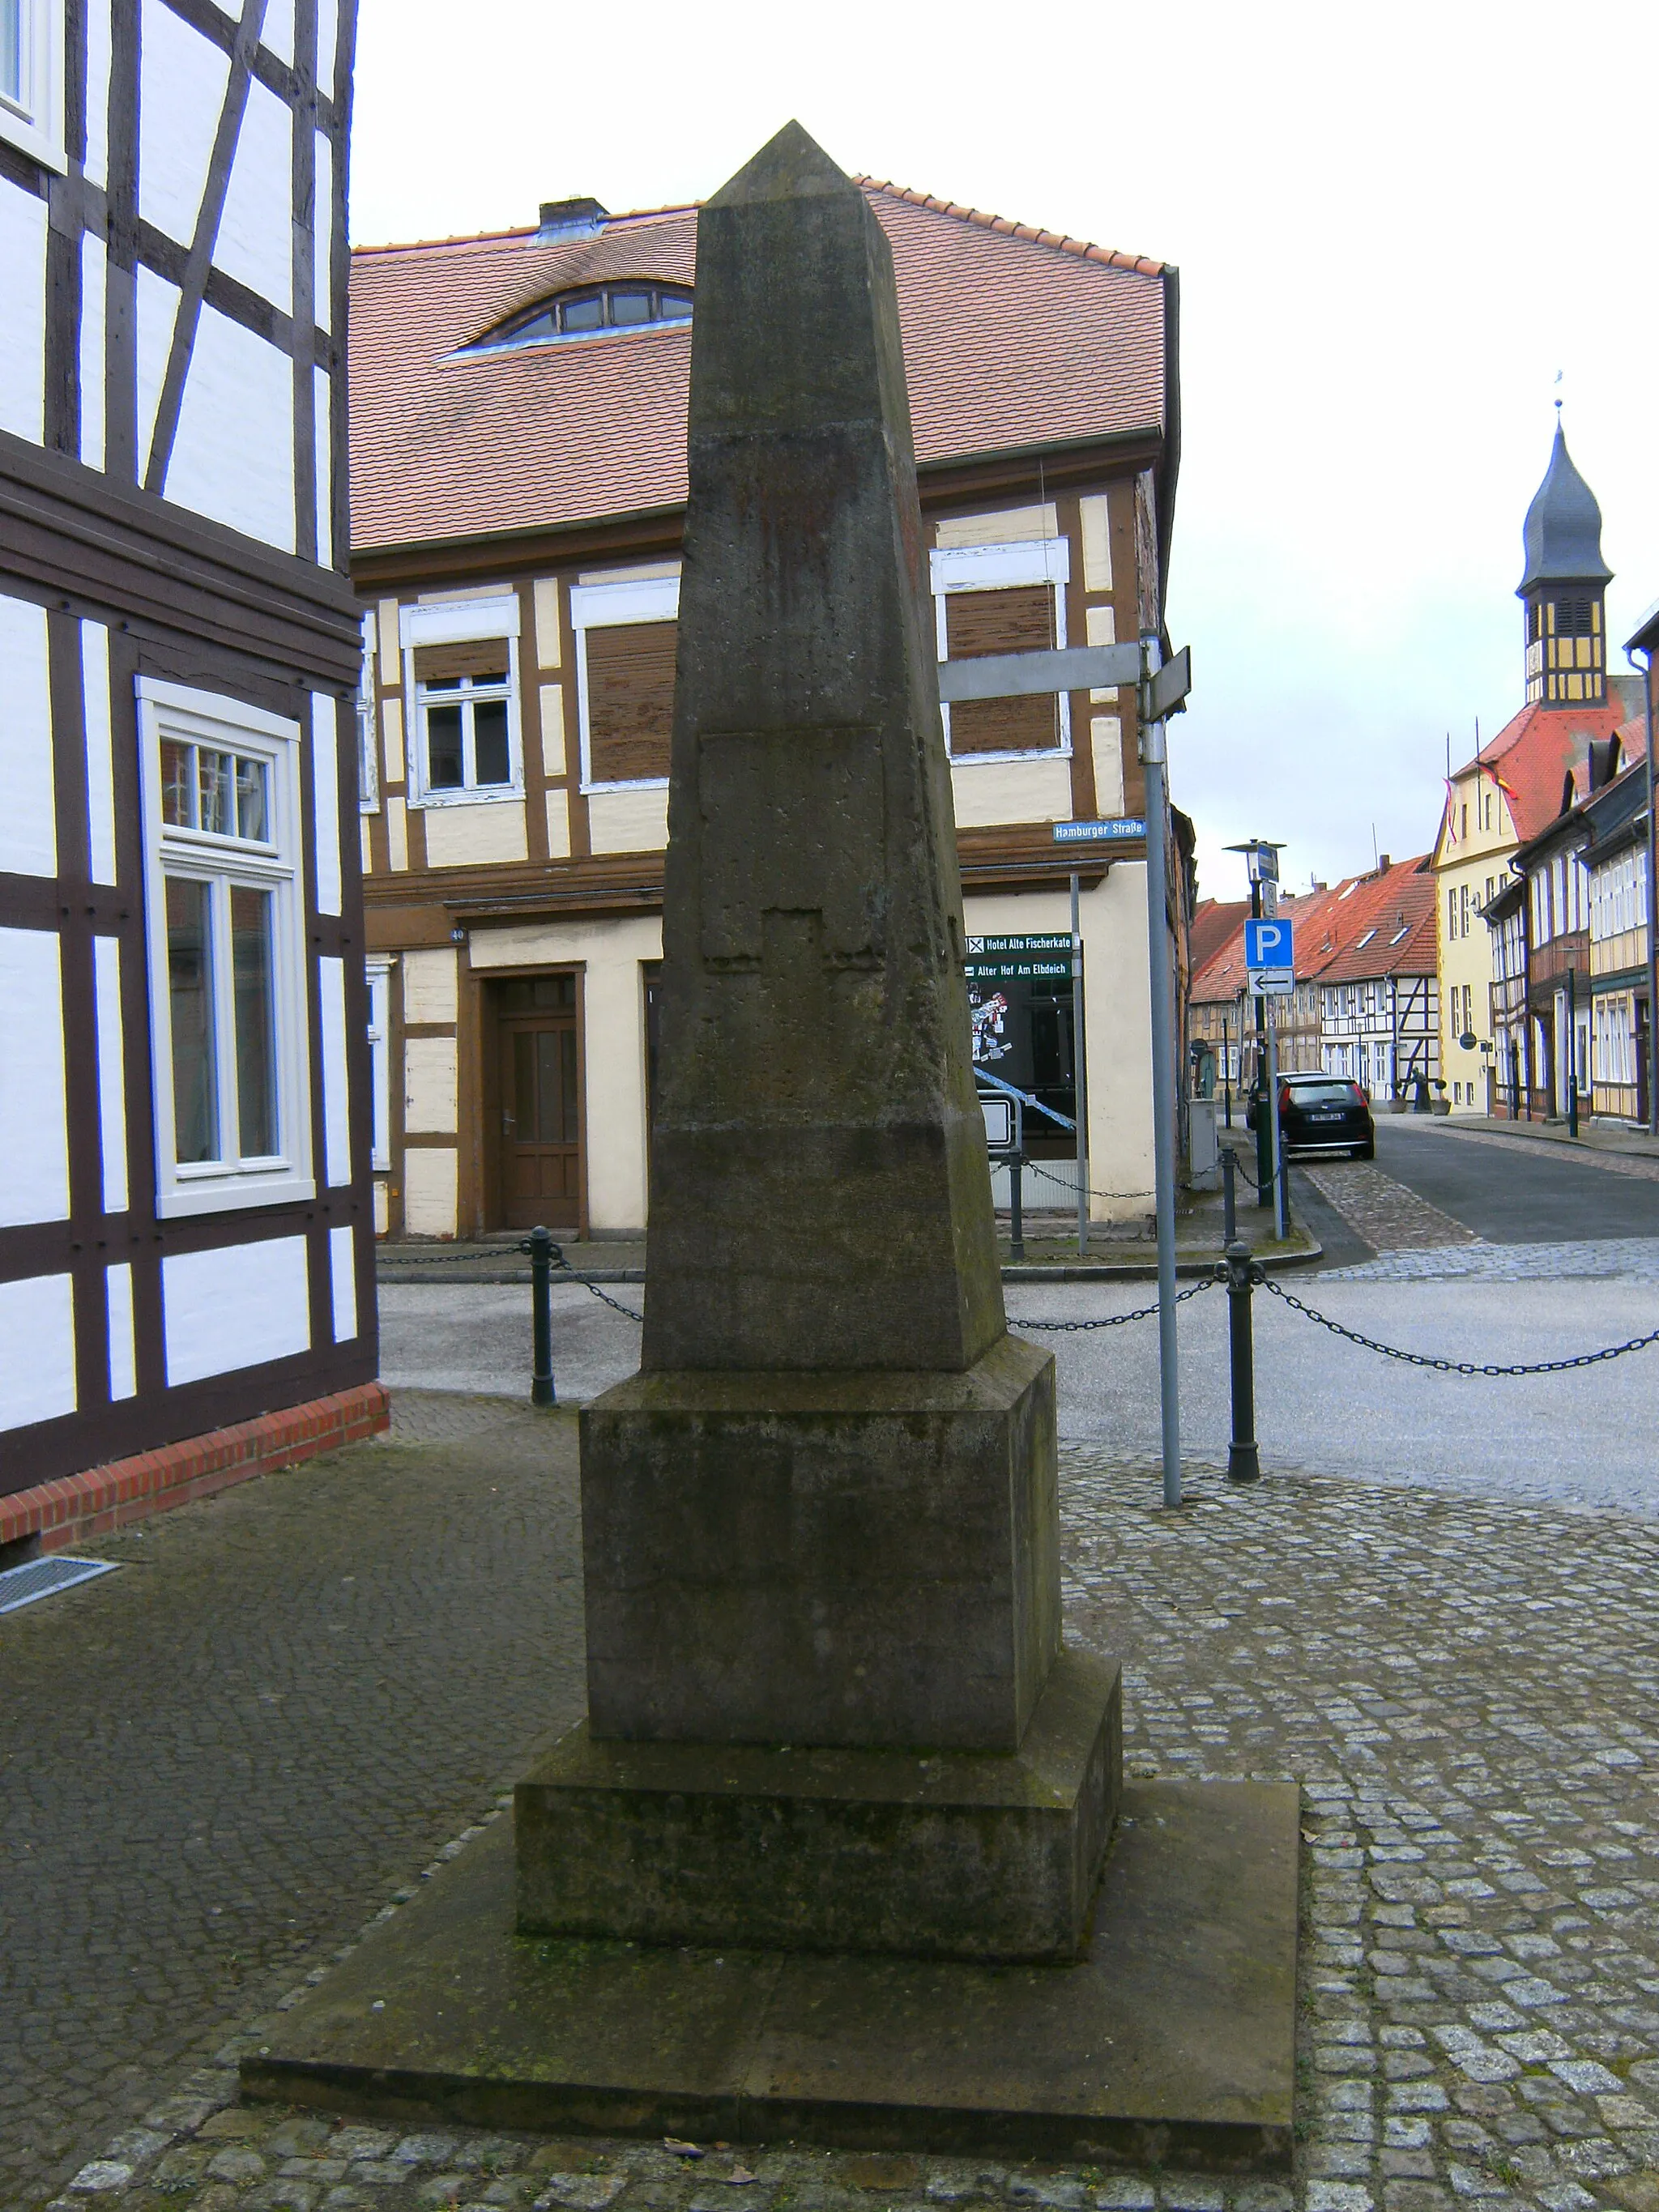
[{"left": 1640, "top": 649, "right": 1659, "bottom": 1136}]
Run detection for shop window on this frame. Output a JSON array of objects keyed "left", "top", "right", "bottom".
[
  {"left": 139, "top": 679, "right": 313, "bottom": 1217},
  {"left": 573, "top": 573, "right": 679, "bottom": 790},
  {"left": 932, "top": 539, "right": 1071, "bottom": 762}
]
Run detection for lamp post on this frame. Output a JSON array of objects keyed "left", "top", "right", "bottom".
[{"left": 1226, "top": 838, "right": 1286, "bottom": 1212}]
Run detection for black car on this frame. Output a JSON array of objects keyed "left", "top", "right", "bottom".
[{"left": 1247, "top": 1074, "right": 1375, "bottom": 1158}]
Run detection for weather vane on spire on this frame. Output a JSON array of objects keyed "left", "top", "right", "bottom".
[{"left": 1554, "top": 368, "right": 1563, "bottom": 423}]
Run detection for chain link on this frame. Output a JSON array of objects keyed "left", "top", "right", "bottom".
[
  {"left": 1257, "top": 1275, "right": 1659, "bottom": 1376},
  {"left": 1021, "top": 1160, "right": 1155, "bottom": 1204},
  {"left": 539, "top": 1242, "right": 645, "bottom": 1323},
  {"left": 1009, "top": 1276, "right": 1217, "bottom": 1332}
]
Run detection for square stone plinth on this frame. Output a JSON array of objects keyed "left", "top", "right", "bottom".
[
  {"left": 517, "top": 1649, "right": 1119, "bottom": 1963},
  {"left": 244, "top": 1778, "right": 1300, "bottom": 2171},
  {"left": 580, "top": 1335, "right": 1058, "bottom": 1752}
]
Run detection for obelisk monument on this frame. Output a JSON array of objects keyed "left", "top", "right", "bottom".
[{"left": 516, "top": 123, "right": 1120, "bottom": 1961}]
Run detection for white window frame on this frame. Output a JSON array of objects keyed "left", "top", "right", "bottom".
[
  {"left": 357, "top": 612, "right": 379, "bottom": 814},
  {"left": 401, "top": 594, "right": 522, "bottom": 809},
  {"left": 365, "top": 953, "right": 392, "bottom": 1171},
  {"left": 0, "top": 0, "right": 66, "bottom": 173},
  {"left": 138, "top": 677, "right": 313, "bottom": 1219},
  {"left": 572, "top": 573, "right": 680, "bottom": 793},
  {"left": 930, "top": 538, "right": 1073, "bottom": 766}
]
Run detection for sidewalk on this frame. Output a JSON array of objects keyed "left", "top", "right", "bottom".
[
  {"left": 1401, "top": 1111, "right": 1659, "bottom": 1161},
  {"left": 16, "top": 1392, "right": 1659, "bottom": 2212}
]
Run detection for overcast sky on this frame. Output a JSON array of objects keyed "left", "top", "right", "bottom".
[{"left": 350, "top": 0, "right": 1659, "bottom": 905}]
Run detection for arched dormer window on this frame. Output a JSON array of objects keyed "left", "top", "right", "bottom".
[{"left": 472, "top": 283, "right": 693, "bottom": 351}]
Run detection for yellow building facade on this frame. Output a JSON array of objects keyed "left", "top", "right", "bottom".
[{"left": 1434, "top": 764, "right": 1518, "bottom": 1110}]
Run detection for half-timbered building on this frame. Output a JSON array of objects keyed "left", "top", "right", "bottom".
[
  {"left": 349, "top": 182, "right": 1186, "bottom": 1237},
  {"left": 0, "top": 0, "right": 381, "bottom": 1545},
  {"left": 1313, "top": 857, "right": 1439, "bottom": 1102}
]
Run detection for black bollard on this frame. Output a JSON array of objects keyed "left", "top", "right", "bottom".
[
  {"left": 529, "top": 1225, "right": 556, "bottom": 1407},
  {"left": 1222, "top": 1145, "right": 1237, "bottom": 1247},
  {"left": 1222, "top": 1237, "right": 1260, "bottom": 1482},
  {"left": 1008, "top": 1154, "right": 1026, "bottom": 1263}
]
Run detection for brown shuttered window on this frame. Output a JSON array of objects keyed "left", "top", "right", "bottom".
[
  {"left": 412, "top": 639, "right": 512, "bottom": 682},
  {"left": 943, "top": 585, "right": 1060, "bottom": 755},
  {"left": 585, "top": 621, "right": 676, "bottom": 782}
]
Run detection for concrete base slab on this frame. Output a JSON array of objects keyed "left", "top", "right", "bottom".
[
  {"left": 517, "top": 1650, "right": 1120, "bottom": 1962},
  {"left": 244, "top": 1778, "right": 1299, "bottom": 2171}
]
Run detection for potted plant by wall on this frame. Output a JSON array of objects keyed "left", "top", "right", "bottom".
[{"left": 1430, "top": 1079, "right": 1452, "bottom": 1116}]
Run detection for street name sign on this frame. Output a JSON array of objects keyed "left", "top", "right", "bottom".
[
  {"left": 964, "top": 931, "right": 1072, "bottom": 982},
  {"left": 936, "top": 641, "right": 1141, "bottom": 703},
  {"left": 1145, "top": 645, "right": 1192, "bottom": 723},
  {"left": 1244, "top": 916, "right": 1294, "bottom": 997},
  {"left": 1053, "top": 817, "right": 1146, "bottom": 844}
]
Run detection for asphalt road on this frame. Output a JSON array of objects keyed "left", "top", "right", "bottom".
[{"left": 1369, "top": 1116, "right": 1659, "bottom": 1242}]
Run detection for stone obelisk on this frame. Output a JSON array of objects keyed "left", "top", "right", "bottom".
[{"left": 516, "top": 124, "right": 1119, "bottom": 1962}]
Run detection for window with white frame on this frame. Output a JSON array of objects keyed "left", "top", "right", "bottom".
[
  {"left": 365, "top": 955, "right": 391, "bottom": 1170},
  {"left": 139, "top": 679, "right": 313, "bottom": 1217},
  {"left": 931, "top": 538, "right": 1072, "bottom": 761},
  {"left": 572, "top": 573, "right": 679, "bottom": 790},
  {"left": 0, "top": 0, "right": 64, "bottom": 171},
  {"left": 402, "top": 595, "right": 522, "bottom": 804}
]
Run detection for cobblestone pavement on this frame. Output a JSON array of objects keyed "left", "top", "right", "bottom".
[
  {"left": 1297, "top": 1163, "right": 1477, "bottom": 1254},
  {"left": 1320, "top": 1241, "right": 1659, "bottom": 1284},
  {"left": 16, "top": 1405, "right": 1659, "bottom": 2212}
]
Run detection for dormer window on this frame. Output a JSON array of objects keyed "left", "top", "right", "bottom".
[{"left": 474, "top": 283, "right": 693, "bottom": 351}]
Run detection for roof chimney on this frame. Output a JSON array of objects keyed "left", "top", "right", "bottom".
[
  {"left": 537, "top": 197, "right": 608, "bottom": 243},
  {"left": 1310, "top": 878, "right": 1326, "bottom": 892},
  {"left": 1376, "top": 854, "right": 1391, "bottom": 872}
]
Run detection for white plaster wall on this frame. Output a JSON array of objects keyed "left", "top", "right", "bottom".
[
  {"left": 319, "top": 954, "right": 352, "bottom": 1183},
  {"left": 0, "top": 595, "right": 56, "bottom": 876},
  {"left": 403, "top": 1147, "right": 458, "bottom": 1237},
  {"left": 164, "top": 1235, "right": 312, "bottom": 1385},
  {"left": 0, "top": 1272, "right": 75, "bottom": 1434},
  {"left": 588, "top": 787, "right": 668, "bottom": 854},
  {"left": 85, "top": 0, "right": 113, "bottom": 188},
  {"left": 545, "top": 791, "right": 571, "bottom": 858},
  {"left": 313, "top": 364, "right": 331, "bottom": 565},
  {"left": 1080, "top": 495, "right": 1113, "bottom": 590},
  {"left": 93, "top": 934, "right": 128, "bottom": 1213},
  {"left": 962, "top": 872, "right": 1154, "bottom": 1224},
  {"left": 470, "top": 914, "right": 663, "bottom": 1232},
  {"left": 262, "top": 0, "right": 294, "bottom": 63},
  {"left": 372, "top": 1178, "right": 390, "bottom": 1235},
  {"left": 135, "top": 265, "right": 180, "bottom": 476},
  {"left": 139, "top": 0, "right": 228, "bottom": 246},
  {"left": 377, "top": 599, "right": 399, "bottom": 684},
  {"left": 107, "top": 1263, "right": 137, "bottom": 1400},
  {"left": 539, "top": 682, "right": 566, "bottom": 772},
  {"left": 311, "top": 693, "right": 341, "bottom": 915},
  {"left": 0, "top": 928, "right": 70, "bottom": 1226},
  {"left": 386, "top": 795, "right": 408, "bottom": 871},
  {"left": 949, "top": 754, "right": 1073, "bottom": 830},
  {"left": 382, "top": 697, "right": 404, "bottom": 783},
  {"left": 317, "top": 0, "right": 339, "bottom": 91},
  {"left": 83, "top": 621, "right": 117, "bottom": 884},
  {"left": 0, "top": 179, "right": 47, "bottom": 444},
  {"left": 533, "top": 580, "right": 561, "bottom": 667},
  {"left": 402, "top": 948, "right": 458, "bottom": 1025},
  {"left": 1090, "top": 716, "right": 1126, "bottom": 816},
  {"left": 329, "top": 1223, "right": 356, "bottom": 1341},
  {"left": 213, "top": 75, "right": 292, "bottom": 311},
  {"left": 421, "top": 800, "right": 529, "bottom": 868},
  {"left": 167, "top": 305, "right": 295, "bottom": 552},
  {"left": 313, "top": 131, "right": 332, "bottom": 330},
  {"left": 79, "top": 233, "right": 106, "bottom": 470},
  {"left": 936, "top": 504, "right": 1056, "bottom": 549},
  {"left": 403, "top": 1037, "right": 458, "bottom": 1133}
]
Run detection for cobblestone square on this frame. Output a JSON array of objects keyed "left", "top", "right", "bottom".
[{"left": 6, "top": 1398, "right": 1658, "bottom": 2212}]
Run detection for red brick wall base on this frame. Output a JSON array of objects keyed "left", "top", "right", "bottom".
[{"left": 0, "top": 1383, "right": 392, "bottom": 1556}]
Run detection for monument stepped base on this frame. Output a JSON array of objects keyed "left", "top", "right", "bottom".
[
  {"left": 517, "top": 1650, "right": 1120, "bottom": 1963},
  {"left": 243, "top": 1778, "right": 1300, "bottom": 2172}
]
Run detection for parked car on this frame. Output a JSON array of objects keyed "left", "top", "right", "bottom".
[{"left": 1247, "top": 1074, "right": 1375, "bottom": 1158}]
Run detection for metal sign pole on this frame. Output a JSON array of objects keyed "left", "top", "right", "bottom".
[
  {"left": 1139, "top": 638, "right": 1182, "bottom": 1511},
  {"left": 1071, "top": 871, "right": 1089, "bottom": 1256},
  {"left": 1265, "top": 996, "right": 1289, "bottom": 1239}
]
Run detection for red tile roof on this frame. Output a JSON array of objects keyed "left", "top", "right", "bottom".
[
  {"left": 1444, "top": 694, "right": 1648, "bottom": 851},
  {"left": 1188, "top": 897, "right": 1249, "bottom": 980},
  {"left": 348, "top": 188, "right": 1171, "bottom": 555},
  {"left": 1190, "top": 860, "right": 1436, "bottom": 1003}
]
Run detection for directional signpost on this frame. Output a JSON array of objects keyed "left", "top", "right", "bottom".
[{"left": 941, "top": 628, "right": 1193, "bottom": 1509}]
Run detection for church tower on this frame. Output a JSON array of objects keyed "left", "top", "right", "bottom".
[{"left": 1518, "top": 417, "right": 1612, "bottom": 705}]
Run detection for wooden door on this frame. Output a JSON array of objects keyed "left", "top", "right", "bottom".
[{"left": 495, "top": 974, "right": 581, "bottom": 1230}]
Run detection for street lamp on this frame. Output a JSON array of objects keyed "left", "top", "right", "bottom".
[{"left": 1226, "top": 839, "right": 1288, "bottom": 1211}]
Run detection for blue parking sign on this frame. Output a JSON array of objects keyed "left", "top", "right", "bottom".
[{"left": 1243, "top": 918, "right": 1294, "bottom": 970}]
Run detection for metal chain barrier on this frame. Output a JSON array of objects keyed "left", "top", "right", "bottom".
[
  {"left": 1257, "top": 1273, "right": 1659, "bottom": 1376},
  {"left": 1009, "top": 1276, "right": 1217, "bottom": 1332},
  {"left": 1022, "top": 1160, "right": 1156, "bottom": 1205},
  {"left": 534, "top": 1240, "right": 645, "bottom": 1323}
]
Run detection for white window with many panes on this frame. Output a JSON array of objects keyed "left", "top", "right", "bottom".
[
  {"left": 401, "top": 595, "right": 522, "bottom": 805},
  {"left": 138, "top": 679, "right": 313, "bottom": 1217},
  {"left": 0, "top": 0, "right": 65, "bottom": 171}
]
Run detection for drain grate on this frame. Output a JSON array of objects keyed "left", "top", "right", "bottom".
[{"left": 0, "top": 1554, "right": 120, "bottom": 1617}]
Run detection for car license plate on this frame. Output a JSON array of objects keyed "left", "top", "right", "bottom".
[{"left": 1309, "top": 1111, "right": 1343, "bottom": 1122}]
